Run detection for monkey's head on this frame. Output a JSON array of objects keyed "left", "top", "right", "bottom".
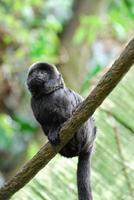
[{"left": 27, "top": 62, "right": 64, "bottom": 96}]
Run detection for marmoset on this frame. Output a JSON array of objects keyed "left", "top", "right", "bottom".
[{"left": 27, "top": 62, "right": 96, "bottom": 200}]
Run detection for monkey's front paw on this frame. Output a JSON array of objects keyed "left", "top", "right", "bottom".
[{"left": 48, "top": 133, "right": 60, "bottom": 145}]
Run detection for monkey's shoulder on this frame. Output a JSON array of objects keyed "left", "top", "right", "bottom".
[
  {"left": 31, "top": 96, "right": 54, "bottom": 124},
  {"left": 42, "top": 87, "right": 83, "bottom": 109},
  {"left": 63, "top": 87, "right": 83, "bottom": 106}
]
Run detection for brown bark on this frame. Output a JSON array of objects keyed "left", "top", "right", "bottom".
[{"left": 0, "top": 37, "right": 134, "bottom": 200}]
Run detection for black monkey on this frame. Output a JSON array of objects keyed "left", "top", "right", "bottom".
[{"left": 27, "top": 62, "right": 96, "bottom": 200}]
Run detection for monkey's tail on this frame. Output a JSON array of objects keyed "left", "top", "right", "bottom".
[{"left": 77, "top": 151, "right": 92, "bottom": 200}]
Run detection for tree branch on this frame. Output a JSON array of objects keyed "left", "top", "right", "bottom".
[{"left": 0, "top": 38, "right": 134, "bottom": 200}]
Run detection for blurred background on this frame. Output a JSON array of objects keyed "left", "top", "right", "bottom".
[{"left": 0, "top": 0, "right": 134, "bottom": 199}]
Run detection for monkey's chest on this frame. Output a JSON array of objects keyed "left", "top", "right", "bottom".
[
  {"left": 36, "top": 107, "right": 58, "bottom": 124},
  {"left": 32, "top": 102, "right": 61, "bottom": 127}
]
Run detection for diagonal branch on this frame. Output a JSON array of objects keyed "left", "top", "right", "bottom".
[{"left": 0, "top": 38, "right": 134, "bottom": 200}]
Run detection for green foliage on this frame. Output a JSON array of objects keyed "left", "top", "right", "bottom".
[
  {"left": 14, "top": 114, "right": 37, "bottom": 134},
  {"left": 108, "top": 6, "right": 133, "bottom": 40},
  {"left": 74, "top": 0, "right": 134, "bottom": 45},
  {"left": 29, "top": 16, "right": 62, "bottom": 62},
  {"left": 0, "top": 113, "right": 36, "bottom": 151},
  {"left": 0, "top": 114, "right": 14, "bottom": 149},
  {"left": 74, "top": 0, "right": 134, "bottom": 96},
  {"left": 109, "top": 0, "right": 134, "bottom": 18},
  {"left": 74, "top": 15, "right": 103, "bottom": 44},
  {"left": 0, "top": 113, "right": 37, "bottom": 171},
  {"left": 0, "top": 0, "right": 65, "bottom": 63},
  {"left": 80, "top": 64, "right": 102, "bottom": 95}
]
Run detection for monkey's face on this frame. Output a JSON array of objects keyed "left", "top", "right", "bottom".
[{"left": 27, "top": 62, "right": 63, "bottom": 95}]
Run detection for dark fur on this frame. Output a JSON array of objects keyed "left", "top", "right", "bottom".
[{"left": 27, "top": 62, "right": 96, "bottom": 200}]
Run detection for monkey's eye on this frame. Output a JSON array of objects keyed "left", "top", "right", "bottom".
[
  {"left": 39, "top": 70, "right": 47, "bottom": 76},
  {"left": 40, "top": 71, "right": 44, "bottom": 75}
]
